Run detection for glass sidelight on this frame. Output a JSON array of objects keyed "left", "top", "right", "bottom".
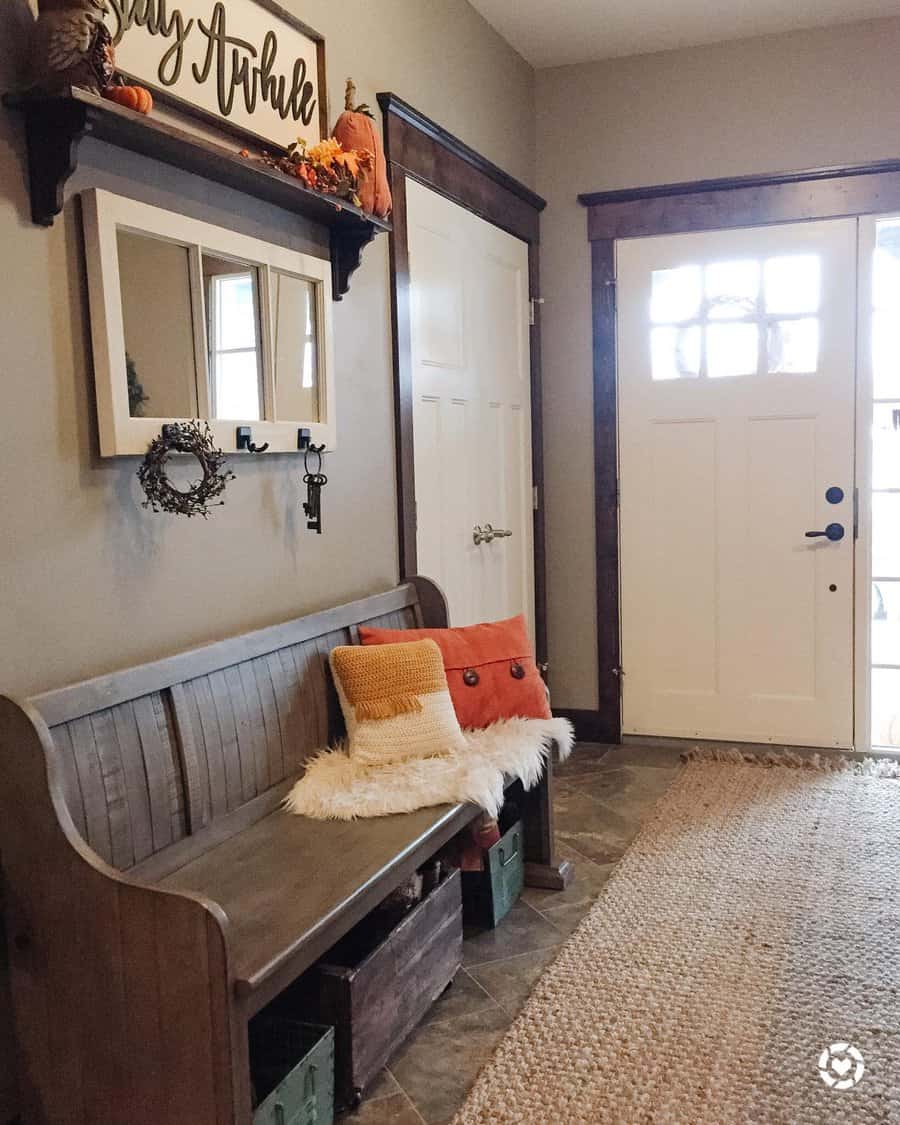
[{"left": 868, "top": 219, "right": 900, "bottom": 749}]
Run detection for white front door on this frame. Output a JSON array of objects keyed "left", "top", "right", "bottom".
[
  {"left": 406, "top": 178, "right": 535, "bottom": 636},
  {"left": 617, "top": 219, "right": 857, "bottom": 748}
]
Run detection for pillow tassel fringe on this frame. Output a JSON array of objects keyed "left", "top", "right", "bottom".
[{"left": 354, "top": 694, "right": 424, "bottom": 721}]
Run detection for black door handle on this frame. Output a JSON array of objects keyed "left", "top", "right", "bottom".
[{"left": 805, "top": 523, "right": 845, "bottom": 542}]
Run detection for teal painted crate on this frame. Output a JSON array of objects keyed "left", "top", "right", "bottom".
[
  {"left": 250, "top": 1018, "right": 334, "bottom": 1125},
  {"left": 462, "top": 818, "right": 525, "bottom": 929}
]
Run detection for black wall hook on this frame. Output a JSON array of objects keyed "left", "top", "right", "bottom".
[{"left": 236, "top": 426, "right": 269, "bottom": 454}]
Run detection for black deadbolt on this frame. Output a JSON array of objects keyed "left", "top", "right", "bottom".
[{"left": 825, "top": 487, "right": 844, "bottom": 505}]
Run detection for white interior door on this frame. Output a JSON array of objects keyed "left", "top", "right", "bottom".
[
  {"left": 617, "top": 219, "right": 857, "bottom": 748},
  {"left": 406, "top": 178, "right": 535, "bottom": 636}
]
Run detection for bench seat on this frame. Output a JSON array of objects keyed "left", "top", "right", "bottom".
[{"left": 161, "top": 799, "right": 475, "bottom": 1014}]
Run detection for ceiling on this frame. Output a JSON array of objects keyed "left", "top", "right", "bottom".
[{"left": 467, "top": 0, "right": 900, "bottom": 67}]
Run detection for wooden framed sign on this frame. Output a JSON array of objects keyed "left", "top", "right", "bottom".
[{"left": 105, "top": 0, "right": 328, "bottom": 149}]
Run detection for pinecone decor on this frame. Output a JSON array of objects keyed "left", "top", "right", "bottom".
[{"left": 29, "top": 0, "right": 116, "bottom": 95}]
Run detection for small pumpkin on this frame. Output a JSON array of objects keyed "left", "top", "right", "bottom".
[
  {"left": 104, "top": 85, "right": 153, "bottom": 116},
  {"left": 331, "top": 79, "right": 391, "bottom": 219}
]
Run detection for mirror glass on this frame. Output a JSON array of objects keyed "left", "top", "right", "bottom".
[
  {"left": 117, "top": 230, "right": 199, "bottom": 418},
  {"left": 203, "top": 252, "right": 264, "bottom": 421},
  {"left": 272, "top": 271, "right": 320, "bottom": 422}
]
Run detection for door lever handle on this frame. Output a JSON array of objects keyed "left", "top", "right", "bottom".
[
  {"left": 473, "top": 524, "right": 513, "bottom": 545},
  {"left": 805, "top": 523, "right": 845, "bottom": 542}
]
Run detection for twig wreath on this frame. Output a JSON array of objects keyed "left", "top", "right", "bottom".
[{"left": 137, "top": 422, "right": 235, "bottom": 518}]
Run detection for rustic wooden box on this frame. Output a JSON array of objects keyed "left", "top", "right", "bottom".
[{"left": 313, "top": 867, "right": 462, "bottom": 1108}]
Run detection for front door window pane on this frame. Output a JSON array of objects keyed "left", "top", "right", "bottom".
[
  {"left": 872, "top": 581, "right": 900, "bottom": 665},
  {"left": 651, "top": 325, "right": 701, "bottom": 381},
  {"left": 872, "top": 405, "right": 900, "bottom": 489},
  {"left": 873, "top": 493, "right": 900, "bottom": 579},
  {"left": 705, "top": 259, "right": 759, "bottom": 319},
  {"left": 767, "top": 318, "right": 819, "bottom": 374},
  {"left": 872, "top": 310, "right": 900, "bottom": 399},
  {"left": 764, "top": 255, "right": 821, "bottom": 315},
  {"left": 707, "top": 323, "right": 759, "bottom": 378},
  {"left": 872, "top": 667, "right": 900, "bottom": 748},
  {"left": 651, "top": 266, "right": 702, "bottom": 323}
]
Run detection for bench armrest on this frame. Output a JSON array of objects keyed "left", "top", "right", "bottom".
[{"left": 0, "top": 696, "right": 244, "bottom": 1124}]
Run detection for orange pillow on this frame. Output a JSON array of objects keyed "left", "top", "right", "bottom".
[{"left": 358, "top": 615, "right": 550, "bottom": 731}]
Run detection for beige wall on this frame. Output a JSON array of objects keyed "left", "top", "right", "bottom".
[
  {"left": 0, "top": 0, "right": 534, "bottom": 701},
  {"left": 0, "top": 2, "right": 533, "bottom": 1117},
  {"left": 536, "top": 17, "right": 900, "bottom": 708}
]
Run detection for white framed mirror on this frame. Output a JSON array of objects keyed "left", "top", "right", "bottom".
[{"left": 82, "top": 189, "right": 336, "bottom": 456}]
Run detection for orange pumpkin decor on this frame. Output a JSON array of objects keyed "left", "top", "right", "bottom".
[
  {"left": 331, "top": 79, "right": 391, "bottom": 219},
  {"left": 103, "top": 85, "right": 153, "bottom": 116}
]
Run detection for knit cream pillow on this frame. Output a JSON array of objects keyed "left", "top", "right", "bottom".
[{"left": 330, "top": 639, "right": 467, "bottom": 767}]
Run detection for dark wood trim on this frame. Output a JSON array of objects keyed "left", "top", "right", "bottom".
[
  {"left": 378, "top": 92, "right": 549, "bottom": 663},
  {"left": 553, "top": 708, "right": 616, "bottom": 745},
  {"left": 386, "top": 172, "right": 418, "bottom": 580},
  {"left": 581, "top": 158, "right": 900, "bottom": 743},
  {"left": 582, "top": 162, "right": 900, "bottom": 241},
  {"left": 377, "top": 92, "right": 543, "bottom": 246},
  {"left": 577, "top": 157, "right": 900, "bottom": 207},
  {"left": 529, "top": 243, "right": 548, "bottom": 665},
  {"left": 379, "top": 93, "right": 546, "bottom": 213},
  {"left": 591, "top": 239, "right": 622, "bottom": 744}
]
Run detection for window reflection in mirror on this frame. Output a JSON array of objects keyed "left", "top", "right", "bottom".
[
  {"left": 272, "top": 271, "right": 320, "bottom": 422},
  {"left": 203, "top": 253, "right": 263, "bottom": 421},
  {"left": 116, "top": 230, "right": 199, "bottom": 418}
]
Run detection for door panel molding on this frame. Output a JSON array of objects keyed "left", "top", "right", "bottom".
[
  {"left": 582, "top": 162, "right": 899, "bottom": 743},
  {"left": 379, "top": 93, "right": 549, "bottom": 662}
]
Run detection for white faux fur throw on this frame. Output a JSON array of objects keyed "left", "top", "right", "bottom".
[{"left": 284, "top": 716, "right": 574, "bottom": 820}]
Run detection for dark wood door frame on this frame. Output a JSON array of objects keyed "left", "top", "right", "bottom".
[
  {"left": 377, "top": 93, "right": 549, "bottom": 663},
  {"left": 580, "top": 158, "right": 900, "bottom": 743}
]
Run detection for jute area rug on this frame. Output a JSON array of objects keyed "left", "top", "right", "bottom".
[{"left": 454, "top": 751, "right": 900, "bottom": 1124}]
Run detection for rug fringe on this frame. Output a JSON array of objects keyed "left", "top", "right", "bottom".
[{"left": 682, "top": 745, "right": 900, "bottom": 777}]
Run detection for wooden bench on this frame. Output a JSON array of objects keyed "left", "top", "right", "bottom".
[{"left": 0, "top": 578, "right": 570, "bottom": 1124}]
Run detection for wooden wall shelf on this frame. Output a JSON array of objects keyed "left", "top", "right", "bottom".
[{"left": 3, "top": 88, "right": 391, "bottom": 300}]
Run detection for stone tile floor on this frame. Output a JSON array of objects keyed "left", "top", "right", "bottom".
[{"left": 339, "top": 741, "right": 683, "bottom": 1124}]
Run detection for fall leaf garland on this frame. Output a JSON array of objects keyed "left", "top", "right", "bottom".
[{"left": 245, "top": 136, "right": 375, "bottom": 210}]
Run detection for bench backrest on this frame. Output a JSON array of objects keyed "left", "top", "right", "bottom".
[{"left": 28, "top": 581, "right": 446, "bottom": 876}]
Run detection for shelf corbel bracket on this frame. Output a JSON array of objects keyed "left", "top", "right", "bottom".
[
  {"left": 4, "top": 93, "right": 90, "bottom": 227},
  {"left": 330, "top": 220, "right": 378, "bottom": 301}
]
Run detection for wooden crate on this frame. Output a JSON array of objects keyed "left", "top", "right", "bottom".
[{"left": 314, "top": 868, "right": 462, "bottom": 1108}]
